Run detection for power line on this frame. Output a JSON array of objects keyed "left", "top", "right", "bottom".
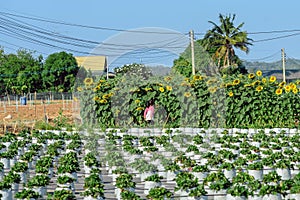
[{"left": 0, "top": 11, "right": 187, "bottom": 35}]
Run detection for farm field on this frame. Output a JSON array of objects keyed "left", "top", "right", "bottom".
[
  {"left": 1, "top": 128, "right": 300, "bottom": 199},
  {"left": 0, "top": 100, "right": 76, "bottom": 134}
]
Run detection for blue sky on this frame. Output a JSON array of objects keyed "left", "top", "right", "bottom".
[{"left": 2, "top": 0, "right": 300, "bottom": 69}]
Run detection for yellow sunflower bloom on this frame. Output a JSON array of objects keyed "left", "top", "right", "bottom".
[
  {"left": 164, "top": 76, "right": 172, "bottom": 82},
  {"left": 289, "top": 83, "right": 296, "bottom": 90},
  {"left": 275, "top": 88, "right": 283, "bottom": 95},
  {"left": 184, "top": 92, "right": 191, "bottom": 98},
  {"left": 296, "top": 80, "right": 300, "bottom": 85},
  {"left": 278, "top": 81, "right": 286, "bottom": 88},
  {"left": 99, "top": 99, "right": 108, "bottom": 104},
  {"left": 159, "top": 87, "right": 165, "bottom": 92},
  {"left": 94, "top": 96, "right": 100, "bottom": 101},
  {"left": 77, "top": 87, "right": 83, "bottom": 92},
  {"left": 193, "top": 75, "right": 203, "bottom": 81},
  {"left": 135, "top": 99, "right": 141, "bottom": 104},
  {"left": 248, "top": 73, "right": 255, "bottom": 79},
  {"left": 256, "top": 85, "right": 263, "bottom": 92},
  {"left": 293, "top": 88, "right": 298, "bottom": 94},
  {"left": 256, "top": 70, "right": 263, "bottom": 77},
  {"left": 102, "top": 94, "right": 110, "bottom": 99},
  {"left": 144, "top": 87, "right": 152, "bottom": 92},
  {"left": 232, "top": 79, "right": 241, "bottom": 85},
  {"left": 269, "top": 76, "right": 276, "bottom": 83},
  {"left": 228, "top": 91, "right": 234, "bottom": 97},
  {"left": 262, "top": 78, "right": 267, "bottom": 84},
  {"left": 209, "top": 87, "right": 217, "bottom": 93},
  {"left": 84, "top": 78, "right": 94, "bottom": 86},
  {"left": 166, "top": 85, "right": 172, "bottom": 91},
  {"left": 99, "top": 79, "right": 105, "bottom": 83},
  {"left": 136, "top": 107, "right": 144, "bottom": 111},
  {"left": 285, "top": 85, "right": 291, "bottom": 93}
]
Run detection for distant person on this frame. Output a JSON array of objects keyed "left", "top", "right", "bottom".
[{"left": 144, "top": 99, "right": 155, "bottom": 124}]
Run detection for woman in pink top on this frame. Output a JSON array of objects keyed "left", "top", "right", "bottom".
[{"left": 144, "top": 99, "right": 155, "bottom": 124}]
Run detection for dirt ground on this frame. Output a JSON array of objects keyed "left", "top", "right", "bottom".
[{"left": 0, "top": 101, "right": 78, "bottom": 134}]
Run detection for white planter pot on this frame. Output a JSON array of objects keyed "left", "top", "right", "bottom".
[
  {"left": 84, "top": 195, "right": 105, "bottom": 200},
  {"left": 32, "top": 186, "right": 47, "bottom": 197},
  {"left": 262, "top": 193, "right": 282, "bottom": 200},
  {"left": 10, "top": 157, "right": 17, "bottom": 167},
  {"left": 1, "top": 158, "right": 10, "bottom": 169},
  {"left": 144, "top": 181, "right": 161, "bottom": 194},
  {"left": 17, "top": 172, "right": 27, "bottom": 183},
  {"left": 166, "top": 171, "right": 177, "bottom": 182},
  {"left": 248, "top": 194, "right": 262, "bottom": 200},
  {"left": 0, "top": 189, "right": 12, "bottom": 200},
  {"left": 226, "top": 194, "right": 247, "bottom": 200},
  {"left": 140, "top": 171, "right": 155, "bottom": 182},
  {"left": 275, "top": 168, "right": 291, "bottom": 180},
  {"left": 174, "top": 189, "right": 190, "bottom": 199},
  {"left": 224, "top": 169, "right": 236, "bottom": 180},
  {"left": 248, "top": 170, "right": 263, "bottom": 181},
  {"left": 192, "top": 172, "right": 208, "bottom": 181},
  {"left": 289, "top": 193, "right": 300, "bottom": 200}
]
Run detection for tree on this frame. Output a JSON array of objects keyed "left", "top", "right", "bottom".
[
  {"left": 0, "top": 49, "right": 44, "bottom": 94},
  {"left": 42, "top": 51, "right": 78, "bottom": 92},
  {"left": 202, "top": 14, "right": 252, "bottom": 70}
]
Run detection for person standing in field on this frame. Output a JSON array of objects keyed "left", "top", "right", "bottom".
[{"left": 144, "top": 99, "right": 155, "bottom": 124}]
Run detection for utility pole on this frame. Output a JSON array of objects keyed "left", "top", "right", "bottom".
[
  {"left": 281, "top": 48, "right": 286, "bottom": 83},
  {"left": 190, "top": 30, "right": 196, "bottom": 75}
]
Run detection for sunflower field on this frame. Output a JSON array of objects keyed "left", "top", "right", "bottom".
[{"left": 77, "top": 70, "right": 300, "bottom": 129}]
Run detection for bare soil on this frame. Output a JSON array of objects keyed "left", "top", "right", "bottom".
[{"left": 0, "top": 101, "right": 77, "bottom": 134}]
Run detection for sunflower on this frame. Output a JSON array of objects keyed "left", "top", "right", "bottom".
[
  {"left": 94, "top": 96, "right": 100, "bottom": 101},
  {"left": 193, "top": 75, "right": 202, "bottom": 81},
  {"left": 256, "top": 85, "right": 263, "bottom": 92},
  {"left": 296, "top": 80, "right": 300, "bottom": 85},
  {"left": 135, "top": 99, "right": 141, "bottom": 104},
  {"left": 289, "top": 83, "right": 296, "bottom": 90},
  {"left": 184, "top": 92, "right": 191, "bottom": 98},
  {"left": 269, "top": 76, "right": 276, "bottom": 83},
  {"left": 99, "top": 99, "right": 108, "bottom": 104},
  {"left": 248, "top": 73, "right": 255, "bottom": 79},
  {"left": 84, "top": 78, "right": 94, "bottom": 86},
  {"left": 275, "top": 88, "right": 283, "bottom": 95},
  {"left": 99, "top": 79, "right": 105, "bottom": 83},
  {"left": 285, "top": 85, "right": 291, "bottom": 93},
  {"left": 232, "top": 79, "right": 241, "bottom": 85},
  {"left": 164, "top": 76, "right": 172, "bottom": 82},
  {"left": 228, "top": 91, "right": 234, "bottom": 97},
  {"left": 293, "top": 88, "right": 298, "bottom": 94},
  {"left": 262, "top": 78, "right": 267, "bottom": 84},
  {"left": 136, "top": 107, "right": 144, "bottom": 111},
  {"left": 166, "top": 85, "right": 172, "bottom": 91},
  {"left": 77, "top": 87, "right": 83, "bottom": 92},
  {"left": 209, "top": 87, "right": 217, "bottom": 93},
  {"left": 159, "top": 87, "right": 165, "bottom": 92},
  {"left": 278, "top": 81, "right": 286, "bottom": 88},
  {"left": 102, "top": 94, "right": 110, "bottom": 99},
  {"left": 244, "top": 84, "right": 252, "bottom": 87},
  {"left": 144, "top": 87, "right": 152, "bottom": 92},
  {"left": 256, "top": 70, "right": 263, "bottom": 77}
]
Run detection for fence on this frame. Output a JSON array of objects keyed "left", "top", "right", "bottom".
[{"left": 0, "top": 92, "right": 81, "bottom": 133}]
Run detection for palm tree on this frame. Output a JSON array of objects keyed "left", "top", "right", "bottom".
[{"left": 203, "top": 14, "right": 253, "bottom": 70}]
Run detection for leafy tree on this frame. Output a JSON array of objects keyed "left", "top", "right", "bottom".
[
  {"left": 0, "top": 49, "right": 43, "bottom": 94},
  {"left": 202, "top": 13, "right": 252, "bottom": 70},
  {"left": 42, "top": 51, "right": 78, "bottom": 92},
  {"left": 114, "top": 63, "right": 152, "bottom": 79}
]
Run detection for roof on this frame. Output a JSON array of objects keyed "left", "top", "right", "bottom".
[{"left": 75, "top": 56, "right": 107, "bottom": 72}]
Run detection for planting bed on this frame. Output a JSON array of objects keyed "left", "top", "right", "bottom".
[{"left": 0, "top": 127, "right": 300, "bottom": 199}]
